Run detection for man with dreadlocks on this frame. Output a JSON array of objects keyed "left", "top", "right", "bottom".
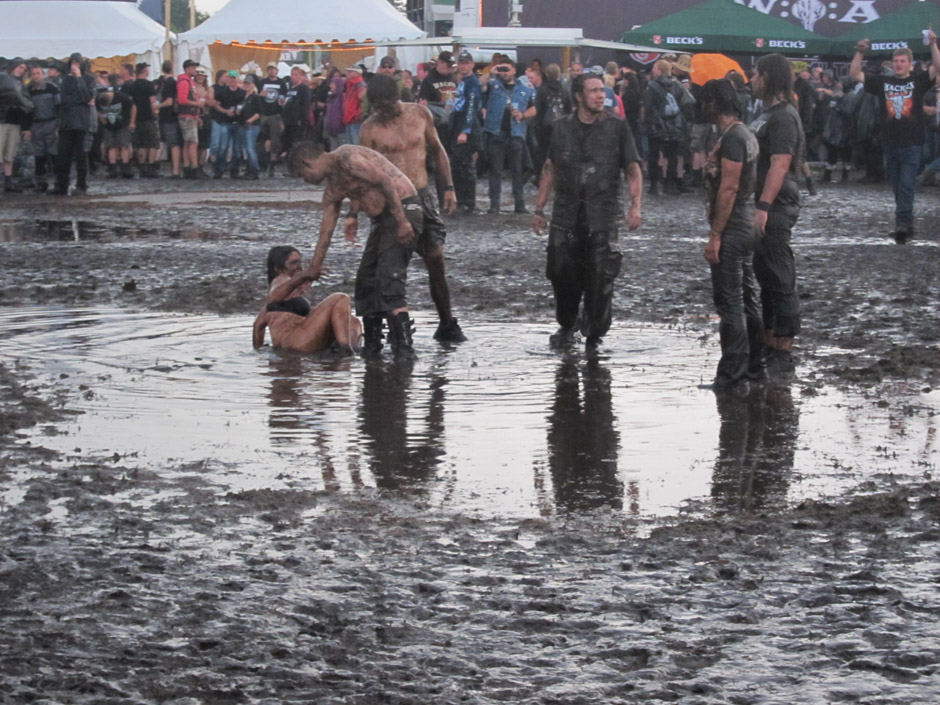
[{"left": 359, "top": 74, "right": 466, "bottom": 344}]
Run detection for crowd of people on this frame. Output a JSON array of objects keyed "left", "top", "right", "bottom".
[{"left": 2, "top": 38, "right": 938, "bottom": 386}]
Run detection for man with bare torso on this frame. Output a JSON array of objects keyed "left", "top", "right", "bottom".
[
  {"left": 289, "top": 141, "right": 423, "bottom": 361},
  {"left": 358, "top": 74, "right": 467, "bottom": 343}
]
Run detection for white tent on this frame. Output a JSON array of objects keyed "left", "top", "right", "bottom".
[
  {"left": 177, "top": 0, "right": 425, "bottom": 47},
  {"left": 0, "top": 0, "right": 169, "bottom": 65}
]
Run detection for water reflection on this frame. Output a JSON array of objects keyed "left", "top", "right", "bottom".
[
  {"left": 359, "top": 362, "right": 446, "bottom": 492},
  {"left": 0, "top": 220, "right": 217, "bottom": 243},
  {"left": 546, "top": 359, "right": 623, "bottom": 512},
  {"left": 711, "top": 383, "right": 800, "bottom": 512}
]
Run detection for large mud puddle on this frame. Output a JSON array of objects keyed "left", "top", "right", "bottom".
[{"left": 1, "top": 306, "right": 935, "bottom": 525}]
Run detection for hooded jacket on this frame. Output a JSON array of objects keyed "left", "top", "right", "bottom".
[
  {"left": 58, "top": 53, "right": 96, "bottom": 131},
  {"left": 0, "top": 58, "right": 34, "bottom": 123}
]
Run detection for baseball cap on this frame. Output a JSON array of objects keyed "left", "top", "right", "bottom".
[
  {"left": 345, "top": 65, "right": 363, "bottom": 74},
  {"left": 457, "top": 50, "right": 474, "bottom": 63},
  {"left": 182, "top": 59, "right": 199, "bottom": 69},
  {"left": 379, "top": 56, "right": 396, "bottom": 69},
  {"left": 195, "top": 66, "right": 208, "bottom": 76},
  {"left": 227, "top": 69, "right": 239, "bottom": 78},
  {"left": 437, "top": 50, "right": 456, "bottom": 66},
  {"left": 266, "top": 61, "right": 278, "bottom": 69}
]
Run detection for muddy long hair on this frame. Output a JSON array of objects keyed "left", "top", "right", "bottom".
[
  {"left": 366, "top": 73, "right": 401, "bottom": 123},
  {"left": 755, "top": 53, "right": 793, "bottom": 104},
  {"left": 266, "top": 246, "right": 299, "bottom": 284}
]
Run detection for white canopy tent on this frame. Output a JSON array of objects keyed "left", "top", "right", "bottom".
[
  {"left": 176, "top": 0, "right": 426, "bottom": 74},
  {"left": 0, "top": 0, "right": 170, "bottom": 68}
]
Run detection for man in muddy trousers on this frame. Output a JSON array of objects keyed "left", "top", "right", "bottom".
[
  {"left": 749, "top": 54, "right": 806, "bottom": 375},
  {"left": 533, "top": 74, "right": 643, "bottom": 351},
  {"left": 359, "top": 74, "right": 466, "bottom": 344},
  {"left": 289, "top": 140, "right": 422, "bottom": 362}
]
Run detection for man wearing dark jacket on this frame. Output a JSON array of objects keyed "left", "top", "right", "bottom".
[
  {"left": 644, "top": 59, "right": 694, "bottom": 195},
  {"left": 0, "top": 58, "right": 33, "bottom": 192},
  {"left": 53, "top": 53, "right": 96, "bottom": 195},
  {"left": 23, "top": 65, "right": 60, "bottom": 192}
]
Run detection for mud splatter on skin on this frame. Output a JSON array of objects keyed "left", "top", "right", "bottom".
[{"left": 1, "top": 178, "right": 938, "bottom": 702}]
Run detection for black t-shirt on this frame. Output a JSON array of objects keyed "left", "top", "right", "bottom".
[
  {"left": 864, "top": 71, "right": 933, "bottom": 149},
  {"left": 749, "top": 101, "right": 804, "bottom": 208},
  {"left": 157, "top": 76, "right": 177, "bottom": 124},
  {"left": 129, "top": 78, "right": 156, "bottom": 122},
  {"left": 418, "top": 68, "right": 457, "bottom": 110},
  {"left": 239, "top": 93, "right": 262, "bottom": 124},
  {"left": 213, "top": 85, "right": 245, "bottom": 124},
  {"left": 707, "top": 123, "right": 758, "bottom": 233},
  {"left": 259, "top": 76, "right": 286, "bottom": 116}
]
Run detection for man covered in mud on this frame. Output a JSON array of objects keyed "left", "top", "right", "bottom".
[
  {"left": 288, "top": 141, "right": 423, "bottom": 362},
  {"left": 358, "top": 74, "right": 466, "bottom": 344},
  {"left": 533, "top": 73, "right": 643, "bottom": 352}
]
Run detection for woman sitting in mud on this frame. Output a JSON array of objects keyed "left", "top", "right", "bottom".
[{"left": 252, "top": 246, "right": 362, "bottom": 355}]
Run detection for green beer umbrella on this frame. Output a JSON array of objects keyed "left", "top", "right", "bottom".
[
  {"left": 618, "top": 0, "right": 832, "bottom": 55},
  {"left": 833, "top": 1, "right": 940, "bottom": 56}
]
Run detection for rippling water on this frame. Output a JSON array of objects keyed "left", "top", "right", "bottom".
[{"left": 0, "top": 306, "right": 935, "bottom": 523}]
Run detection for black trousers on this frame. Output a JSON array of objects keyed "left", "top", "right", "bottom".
[
  {"left": 710, "top": 226, "right": 764, "bottom": 385},
  {"left": 55, "top": 129, "right": 88, "bottom": 191},
  {"left": 546, "top": 224, "right": 622, "bottom": 339},
  {"left": 647, "top": 136, "right": 679, "bottom": 185},
  {"left": 754, "top": 204, "right": 801, "bottom": 338},
  {"left": 451, "top": 138, "right": 477, "bottom": 209}
]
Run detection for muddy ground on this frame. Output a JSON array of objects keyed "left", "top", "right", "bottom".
[{"left": 0, "top": 173, "right": 938, "bottom": 704}]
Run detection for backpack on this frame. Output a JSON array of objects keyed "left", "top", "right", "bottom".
[{"left": 663, "top": 90, "right": 680, "bottom": 118}]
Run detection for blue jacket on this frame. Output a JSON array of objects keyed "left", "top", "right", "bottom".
[
  {"left": 483, "top": 77, "right": 534, "bottom": 139},
  {"left": 452, "top": 71, "right": 482, "bottom": 136}
]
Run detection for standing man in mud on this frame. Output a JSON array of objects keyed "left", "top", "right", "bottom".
[
  {"left": 533, "top": 73, "right": 643, "bottom": 352},
  {"left": 288, "top": 141, "right": 423, "bottom": 362},
  {"left": 749, "top": 53, "right": 806, "bottom": 376},
  {"left": 359, "top": 74, "right": 467, "bottom": 344}
]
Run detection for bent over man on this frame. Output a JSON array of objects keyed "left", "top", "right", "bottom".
[
  {"left": 533, "top": 73, "right": 643, "bottom": 352},
  {"left": 289, "top": 142, "right": 422, "bottom": 362},
  {"left": 359, "top": 74, "right": 466, "bottom": 343}
]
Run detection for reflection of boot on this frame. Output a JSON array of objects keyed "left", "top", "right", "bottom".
[
  {"left": 387, "top": 311, "right": 417, "bottom": 362},
  {"left": 362, "top": 315, "right": 385, "bottom": 358}
]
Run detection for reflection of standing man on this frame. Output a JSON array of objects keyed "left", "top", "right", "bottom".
[
  {"left": 360, "top": 75, "right": 467, "bottom": 344},
  {"left": 849, "top": 33, "right": 940, "bottom": 243},
  {"left": 533, "top": 74, "right": 643, "bottom": 352},
  {"left": 547, "top": 360, "right": 622, "bottom": 512}
]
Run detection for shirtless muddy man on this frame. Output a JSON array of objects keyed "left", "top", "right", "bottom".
[
  {"left": 288, "top": 141, "right": 423, "bottom": 362},
  {"left": 359, "top": 74, "right": 466, "bottom": 344}
]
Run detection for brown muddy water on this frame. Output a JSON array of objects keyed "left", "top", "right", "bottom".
[{"left": 1, "top": 306, "right": 935, "bottom": 523}]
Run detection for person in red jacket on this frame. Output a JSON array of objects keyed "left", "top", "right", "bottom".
[
  {"left": 176, "top": 59, "right": 203, "bottom": 179},
  {"left": 342, "top": 66, "right": 366, "bottom": 145}
]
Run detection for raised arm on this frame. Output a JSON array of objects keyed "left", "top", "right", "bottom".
[
  {"left": 929, "top": 30, "right": 940, "bottom": 81},
  {"left": 849, "top": 39, "right": 869, "bottom": 83}
]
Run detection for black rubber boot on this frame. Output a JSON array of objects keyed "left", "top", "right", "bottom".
[
  {"left": 387, "top": 311, "right": 417, "bottom": 363},
  {"left": 362, "top": 315, "right": 385, "bottom": 358}
]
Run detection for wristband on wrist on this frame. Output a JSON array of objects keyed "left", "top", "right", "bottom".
[
  {"left": 756, "top": 200, "right": 771, "bottom": 212},
  {"left": 444, "top": 185, "right": 455, "bottom": 191},
  {"left": 534, "top": 210, "right": 546, "bottom": 218}
]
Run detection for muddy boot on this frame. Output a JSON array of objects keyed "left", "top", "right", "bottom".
[
  {"left": 687, "top": 170, "right": 703, "bottom": 188},
  {"left": 361, "top": 314, "right": 385, "bottom": 358},
  {"left": 433, "top": 318, "right": 467, "bottom": 343},
  {"left": 387, "top": 311, "right": 418, "bottom": 363},
  {"left": 822, "top": 167, "right": 832, "bottom": 183},
  {"left": 121, "top": 163, "right": 134, "bottom": 179},
  {"left": 4, "top": 175, "right": 22, "bottom": 193},
  {"left": 663, "top": 178, "right": 679, "bottom": 195},
  {"left": 647, "top": 180, "right": 660, "bottom": 196},
  {"left": 107, "top": 163, "right": 119, "bottom": 179},
  {"left": 675, "top": 177, "right": 692, "bottom": 194},
  {"left": 805, "top": 175, "right": 817, "bottom": 196},
  {"left": 841, "top": 167, "right": 851, "bottom": 183}
]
